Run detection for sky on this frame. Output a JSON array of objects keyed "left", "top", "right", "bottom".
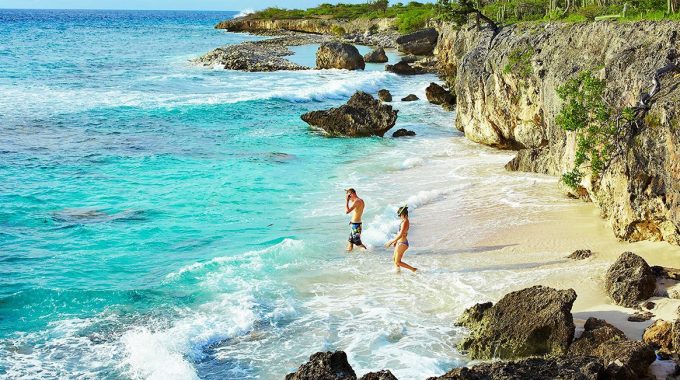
[{"left": 0, "top": 0, "right": 372, "bottom": 11}]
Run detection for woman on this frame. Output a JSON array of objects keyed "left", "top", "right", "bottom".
[{"left": 385, "top": 206, "right": 417, "bottom": 272}]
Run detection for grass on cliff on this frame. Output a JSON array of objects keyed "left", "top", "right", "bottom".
[{"left": 245, "top": 2, "right": 436, "bottom": 34}]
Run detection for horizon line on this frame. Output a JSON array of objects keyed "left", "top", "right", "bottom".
[{"left": 0, "top": 7, "right": 240, "bottom": 12}]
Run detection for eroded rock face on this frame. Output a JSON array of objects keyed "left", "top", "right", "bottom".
[
  {"left": 194, "top": 36, "right": 312, "bottom": 72},
  {"left": 301, "top": 91, "right": 398, "bottom": 137},
  {"left": 286, "top": 351, "right": 356, "bottom": 380},
  {"left": 364, "top": 47, "right": 388, "bottom": 63},
  {"left": 605, "top": 252, "right": 657, "bottom": 307},
  {"left": 378, "top": 89, "right": 392, "bottom": 102},
  {"left": 643, "top": 319, "right": 674, "bottom": 354},
  {"left": 396, "top": 28, "right": 438, "bottom": 55},
  {"left": 457, "top": 285, "right": 577, "bottom": 360},
  {"left": 569, "top": 317, "right": 626, "bottom": 357},
  {"left": 316, "top": 42, "right": 365, "bottom": 70},
  {"left": 427, "top": 356, "right": 605, "bottom": 380},
  {"left": 425, "top": 82, "right": 455, "bottom": 108},
  {"left": 593, "top": 340, "right": 656, "bottom": 379}
]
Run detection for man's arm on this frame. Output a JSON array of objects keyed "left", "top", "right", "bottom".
[{"left": 345, "top": 199, "right": 356, "bottom": 214}]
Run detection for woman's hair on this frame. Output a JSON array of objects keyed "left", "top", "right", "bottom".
[{"left": 397, "top": 205, "right": 408, "bottom": 217}]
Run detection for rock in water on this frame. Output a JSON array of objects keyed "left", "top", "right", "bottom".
[
  {"left": 285, "top": 351, "right": 357, "bottom": 380},
  {"left": 425, "top": 83, "right": 455, "bottom": 107},
  {"left": 363, "top": 47, "right": 388, "bottom": 63},
  {"left": 377, "top": 89, "right": 392, "bottom": 102},
  {"left": 427, "top": 356, "right": 605, "bottom": 380},
  {"left": 593, "top": 340, "right": 656, "bottom": 379},
  {"left": 568, "top": 249, "right": 594, "bottom": 260},
  {"left": 605, "top": 252, "right": 656, "bottom": 307},
  {"left": 385, "top": 60, "right": 418, "bottom": 75},
  {"left": 643, "top": 319, "right": 674, "bottom": 354},
  {"left": 395, "top": 28, "right": 438, "bottom": 55},
  {"left": 401, "top": 94, "right": 418, "bottom": 102},
  {"left": 358, "top": 370, "right": 398, "bottom": 380},
  {"left": 568, "top": 317, "right": 627, "bottom": 357},
  {"left": 457, "top": 285, "right": 577, "bottom": 360},
  {"left": 301, "top": 91, "right": 398, "bottom": 137},
  {"left": 392, "top": 129, "right": 416, "bottom": 138},
  {"left": 316, "top": 42, "right": 365, "bottom": 70}
]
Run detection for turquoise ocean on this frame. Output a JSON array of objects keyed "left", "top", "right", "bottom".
[{"left": 0, "top": 9, "right": 579, "bottom": 380}]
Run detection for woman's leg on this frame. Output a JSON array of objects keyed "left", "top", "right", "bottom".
[{"left": 395, "top": 244, "right": 417, "bottom": 272}]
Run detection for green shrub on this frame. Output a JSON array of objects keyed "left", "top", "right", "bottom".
[
  {"left": 331, "top": 25, "right": 347, "bottom": 36},
  {"left": 503, "top": 46, "right": 534, "bottom": 78},
  {"left": 578, "top": 4, "right": 607, "bottom": 21}
]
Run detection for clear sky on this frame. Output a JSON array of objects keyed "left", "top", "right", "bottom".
[{"left": 0, "top": 0, "right": 373, "bottom": 11}]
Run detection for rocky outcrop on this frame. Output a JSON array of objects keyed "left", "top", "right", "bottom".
[
  {"left": 392, "top": 129, "right": 416, "bottom": 137},
  {"left": 567, "top": 249, "right": 594, "bottom": 260},
  {"left": 456, "top": 285, "right": 577, "bottom": 360},
  {"left": 435, "top": 20, "right": 680, "bottom": 245},
  {"left": 401, "top": 94, "right": 419, "bottom": 102},
  {"left": 364, "top": 47, "right": 388, "bottom": 63},
  {"left": 425, "top": 82, "right": 455, "bottom": 110},
  {"left": 358, "top": 370, "right": 398, "bottom": 380},
  {"left": 316, "top": 42, "right": 365, "bottom": 70},
  {"left": 286, "top": 351, "right": 356, "bottom": 380},
  {"left": 396, "top": 28, "right": 438, "bottom": 55},
  {"left": 377, "top": 89, "right": 392, "bottom": 102},
  {"left": 605, "top": 252, "right": 657, "bottom": 307},
  {"left": 301, "top": 91, "right": 398, "bottom": 137},
  {"left": 593, "top": 340, "right": 656, "bottom": 379},
  {"left": 569, "top": 317, "right": 627, "bottom": 356},
  {"left": 644, "top": 320, "right": 675, "bottom": 354},
  {"left": 386, "top": 60, "right": 420, "bottom": 75},
  {"left": 428, "top": 356, "right": 605, "bottom": 380}
]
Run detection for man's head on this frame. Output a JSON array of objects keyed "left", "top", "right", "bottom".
[{"left": 345, "top": 188, "right": 357, "bottom": 199}]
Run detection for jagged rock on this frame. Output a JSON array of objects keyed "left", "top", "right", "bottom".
[
  {"left": 427, "top": 356, "right": 605, "bottom": 380},
  {"left": 593, "top": 340, "right": 656, "bottom": 379},
  {"left": 642, "top": 301, "right": 656, "bottom": 310},
  {"left": 569, "top": 317, "right": 627, "bottom": 357},
  {"left": 401, "top": 94, "right": 419, "bottom": 102},
  {"left": 455, "top": 302, "right": 493, "bottom": 328},
  {"left": 628, "top": 311, "right": 654, "bottom": 322},
  {"left": 363, "top": 47, "right": 388, "bottom": 63},
  {"left": 567, "top": 249, "right": 594, "bottom": 260},
  {"left": 605, "top": 252, "right": 657, "bottom": 307},
  {"left": 425, "top": 83, "right": 455, "bottom": 108},
  {"left": 301, "top": 91, "right": 398, "bottom": 137},
  {"left": 358, "top": 370, "right": 398, "bottom": 380},
  {"left": 392, "top": 129, "right": 416, "bottom": 137},
  {"left": 674, "top": 319, "right": 680, "bottom": 354},
  {"left": 377, "top": 89, "right": 392, "bottom": 102},
  {"left": 401, "top": 55, "right": 418, "bottom": 63},
  {"left": 316, "top": 42, "right": 365, "bottom": 70},
  {"left": 285, "top": 351, "right": 357, "bottom": 380},
  {"left": 652, "top": 266, "right": 680, "bottom": 281},
  {"left": 385, "top": 60, "right": 420, "bottom": 75},
  {"left": 644, "top": 320, "right": 674, "bottom": 354},
  {"left": 194, "top": 37, "right": 310, "bottom": 72},
  {"left": 457, "top": 285, "right": 577, "bottom": 360},
  {"left": 396, "top": 28, "right": 438, "bottom": 55}
]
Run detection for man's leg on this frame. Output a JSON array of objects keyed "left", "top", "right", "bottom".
[{"left": 346, "top": 242, "right": 354, "bottom": 252}]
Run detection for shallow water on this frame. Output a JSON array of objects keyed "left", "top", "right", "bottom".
[{"left": 0, "top": 9, "right": 588, "bottom": 380}]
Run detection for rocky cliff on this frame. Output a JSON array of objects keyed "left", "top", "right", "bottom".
[{"left": 435, "top": 21, "right": 680, "bottom": 245}]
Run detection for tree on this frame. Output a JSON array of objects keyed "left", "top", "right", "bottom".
[
  {"left": 370, "top": 0, "right": 390, "bottom": 13},
  {"left": 436, "top": 0, "right": 499, "bottom": 34}
]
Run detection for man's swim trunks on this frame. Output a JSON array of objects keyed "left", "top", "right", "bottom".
[{"left": 348, "top": 222, "right": 363, "bottom": 246}]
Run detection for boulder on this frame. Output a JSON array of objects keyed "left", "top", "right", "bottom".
[
  {"left": 358, "top": 370, "right": 398, "bottom": 380},
  {"left": 385, "top": 60, "right": 419, "bottom": 75},
  {"left": 401, "top": 94, "right": 419, "bottom": 102},
  {"left": 301, "top": 92, "right": 398, "bottom": 137},
  {"left": 425, "top": 83, "right": 455, "bottom": 107},
  {"left": 674, "top": 319, "right": 680, "bottom": 354},
  {"left": 363, "top": 47, "right": 388, "bottom": 63},
  {"left": 643, "top": 319, "right": 674, "bottom": 354},
  {"left": 627, "top": 311, "right": 654, "bottom": 322},
  {"left": 392, "top": 129, "right": 416, "bottom": 138},
  {"left": 605, "top": 252, "right": 657, "bottom": 307},
  {"left": 455, "top": 302, "right": 493, "bottom": 328},
  {"left": 316, "top": 42, "right": 365, "bottom": 70},
  {"left": 395, "top": 28, "right": 438, "bottom": 55},
  {"left": 593, "top": 340, "right": 656, "bottom": 379},
  {"left": 377, "top": 89, "right": 392, "bottom": 102},
  {"left": 568, "top": 249, "right": 594, "bottom": 260},
  {"left": 427, "top": 356, "right": 605, "bottom": 380},
  {"left": 457, "top": 285, "right": 577, "bottom": 360},
  {"left": 286, "top": 351, "right": 357, "bottom": 380},
  {"left": 400, "top": 55, "right": 418, "bottom": 63},
  {"left": 569, "top": 317, "right": 627, "bottom": 356}
]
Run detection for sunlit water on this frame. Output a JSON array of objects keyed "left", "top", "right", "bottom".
[{"left": 0, "top": 9, "right": 584, "bottom": 380}]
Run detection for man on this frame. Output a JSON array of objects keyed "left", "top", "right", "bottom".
[{"left": 345, "top": 188, "right": 367, "bottom": 251}]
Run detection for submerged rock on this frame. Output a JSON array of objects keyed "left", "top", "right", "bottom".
[
  {"left": 428, "top": 356, "right": 605, "bottom": 380},
  {"left": 285, "top": 351, "right": 356, "bottom": 380},
  {"left": 385, "top": 60, "right": 420, "bottom": 75},
  {"left": 300, "top": 91, "right": 398, "bottom": 137},
  {"left": 392, "top": 129, "right": 416, "bottom": 138},
  {"left": 401, "top": 94, "right": 418, "bottom": 102},
  {"left": 363, "top": 47, "right": 388, "bottom": 63},
  {"left": 605, "top": 252, "right": 656, "bottom": 307},
  {"left": 377, "top": 89, "right": 392, "bottom": 102},
  {"left": 396, "top": 28, "right": 438, "bottom": 55},
  {"left": 425, "top": 82, "right": 455, "bottom": 108},
  {"left": 457, "top": 285, "right": 577, "bottom": 360},
  {"left": 316, "top": 42, "right": 365, "bottom": 70}
]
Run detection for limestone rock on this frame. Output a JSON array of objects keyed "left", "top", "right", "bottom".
[
  {"left": 605, "top": 252, "right": 657, "bottom": 307},
  {"left": 401, "top": 94, "right": 419, "bottom": 102},
  {"left": 316, "top": 42, "right": 365, "bottom": 70},
  {"left": 385, "top": 60, "right": 420, "bottom": 75},
  {"left": 628, "top": 311, "right": 654, "bottom": 322},
  {"left": 285, "top": 351, "right": 357, "bottom": 380},
  {"left": 455, "top": 302, "right": 492, "bottom": 328},
  {"left": 567, "top": 249, "right": 593, "bottom": 260},
  {"left": 427, "top": 356, "right": 605, "bottom": 380},
  {"left": 643, "top": 319, "right": 674, "bottom": 354},
  {"left": 377, "top": 89, "right": 392, "bottom": 102},
  {"left": 568, "top": 317, "right": 627, "bottom": 357},
  {"left": 396, "top": 28, "right": 438, "bottom": 55},
  {"left": 392, "top": 129, "right": 416, "bottom": 138},
  {"left": 358, "top": 370, "right": 398, "bottom": 380},
  {"left": 592, "top": 340, "right": 656, "bottom": 379},
  {"left": 425, "top": 83, "right": 455, "bottom": 108},
  {"left": 301, "top": 91, "right": 398, "bottom": 137},
  {"left": 363, "top": 47, "right": 388, "bottom": 63},
  {"left": 457, "top": 285, "right": 577, "bottom": 360}
]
